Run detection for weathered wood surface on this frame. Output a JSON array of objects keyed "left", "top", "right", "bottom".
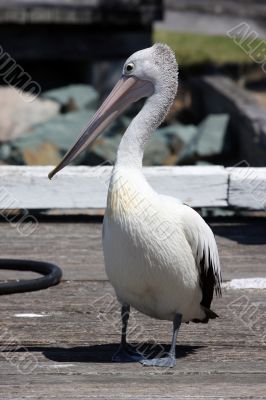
[
  {"left": 0, "top": 0, "right": 160, "bottom": 62},
  {"left": 0, "top": 284, "right": 266, "bottom": 399},
  {"left": 1, "top": 165, "right": 266, "bottom": 210},
  {"left": 0, "top": 218, "right": 265, "bottom": 282},
  {"left": 157, "top": 4, "right": 266, "bottom": 38},
  {"left": 0, "top": 0, "right": 162, "bottom": 24},
  {"left": 0, "top": 25, "right": 152, "bottom": 61},
  {"left": 0, "top": 165, "right": 228, "bottom": 209},
  {"left": 166, "top": 0, "right": 266, "bottom": 18},
  {"left": 0, "top": 219, "right": 266, "bottom": 399},
  {"left": 229, "top": 167, "right": 266, "bottom": 210}
]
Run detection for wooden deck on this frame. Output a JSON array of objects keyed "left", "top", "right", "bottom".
[{"left": 0, "top": 217, "right": 266, "bottom": 399}]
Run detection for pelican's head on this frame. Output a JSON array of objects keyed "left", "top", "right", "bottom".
[
  {"left": 48, "top": 43, "right": 178, "bottom": 179},
  {"left": 123, "top": 43, "right": 178, "bottom": 96}
]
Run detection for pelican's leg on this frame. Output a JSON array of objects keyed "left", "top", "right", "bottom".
[
  {"left": 112, "top": 304, "right": 144, "bottom": 362},
  {"left": 140, "top": 313, "right": 182, "bottom": 368}
]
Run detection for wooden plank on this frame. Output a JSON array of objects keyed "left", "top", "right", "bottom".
[
  {"left": 0, "top": 25, "right": 152, "bottom": 61},
  {"left": 143, "top": 166, "right": 228, "bottom": 207},
  {"left": 228, "top": 167, "right": 266, "bottom": 210},
  {"left": 0, "top": 218, "right": 265, "bottom": 399},
  {"left": 1, "top": 165, "right": 266, "bottom": 210},
  {"left": 0, "top": 221, "right": 106, "bottom": 281},
  {"left": 166, "top": 0, "right": 266, "bottom": 19},
  {"left": 0, "top": 0, "right": 162, "bottom": 24},
  {"left": 156, "top": 5, "right": 266, "bottom": 38},
  {"left": 0, "top": 165, "right": 228, "bottom": 209},
  {"left": 0, "top": 219, "right": 265, "bottom": 283},
  {"left": 0, "top": 281, "right": 265, "bottom": 348},
  {"left": 0, "top": 281, "right": 265, "bottom": 398},
  {"left": 211, "top": 219, "right": 266, "bottom": 280}
]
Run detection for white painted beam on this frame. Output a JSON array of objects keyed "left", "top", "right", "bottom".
[
  {"left": 228, "top": 167, "right": 266, "bottom": 210},
  {"left": 0, "top": 165, "right": 228, "bottom": 209},
  {"left": 0, "top": 165, "right": 265, "bottom": 210}
]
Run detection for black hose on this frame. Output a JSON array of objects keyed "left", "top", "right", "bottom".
[{"left": 0, "top": 259, "right": 62, "bottom": 295}]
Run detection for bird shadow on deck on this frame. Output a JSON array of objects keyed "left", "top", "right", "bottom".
[
  {"left": 211, "top": 219, "right": 266, "bottom": 245},
  {"left": 5, "top": 344, "right": 202, "bottom": 363}
]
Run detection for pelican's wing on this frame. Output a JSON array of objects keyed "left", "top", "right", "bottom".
[{"left": 181, "top": 205, "right": 222, "bottom": 310}]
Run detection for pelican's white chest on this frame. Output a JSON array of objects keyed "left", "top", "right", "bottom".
[{"left": 102, "top": 167, "right": 203, "bottom": 322}]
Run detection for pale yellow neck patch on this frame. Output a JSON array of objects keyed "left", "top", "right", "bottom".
[{"left": 106, "top": 169, "right": 155, "bottom": 220}]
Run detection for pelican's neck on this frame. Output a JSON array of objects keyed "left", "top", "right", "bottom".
[{"left": 115, "top": 92, "right": 172, "bottom": 169}]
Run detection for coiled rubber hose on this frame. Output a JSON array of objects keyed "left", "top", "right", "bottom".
[{"left": 0, "top": 259, "right": 62, "bottom": 295}]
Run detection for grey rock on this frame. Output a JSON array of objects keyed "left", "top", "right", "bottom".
[
  {"left": 196, "top": 114, "right": 230, "bottom": 157},
  {"left": 42, "top": 84, "right": 99, "bottom": 111},
  {"left": 91, "top": 122, "right": 199, "bottom": 166},
  {"left": 91, "top": 135, "right": 121, "bottom": 164},
  {"left": 15, "top": 109, "right": 96, "bottom": 150},
  {"left": 191, "top": 75, "right": 266, "bottom": 165},
  {"left": 179, "top": 114, "right": 229, "bottom": 162},
  {"left": 158, "top": 123, "right": 197, "bottom": 146},
  {"left": 0, "top": 143, "right": 11, "bottom": 160},
  {"left": 147, "top": 123, "right": 198, "bottom": 165},
  {"left": 0, "top": 86, "right": 59, "bottom": 142},
  {"left": 6, "top": 109, "right": 96, "bottom": 165},
  {"left": 144, "top": 132, "right": 170, "bottom": 165},
  {"left": 3, "top": 109, "right": 131, "bottom": 165}
]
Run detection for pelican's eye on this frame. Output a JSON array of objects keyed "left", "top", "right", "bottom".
[{"left": 125, "top": 62, "right": 134, "bottom": 73}]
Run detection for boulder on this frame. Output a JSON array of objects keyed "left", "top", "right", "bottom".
[
  {"left": 2, "top": 109, "right": 132, "bottom": 166},
  {"left": 179, "top": 114, "right": 229, "bottom": 162},
  {"left": 191, "top": 75, "right": 266, "bottom": 165},
  {"left": 0, "top": 86, "right": 59, "bottom": 142},
  {"left": 90, "top": 135, "right": 121, "bottom": 164},
  {"left": 5, "top": 109, "right": 96, "bottom": 165},
  {"left": 152, "top": 123, "right": 198, "bottom": 165},
  {"left": 144, "top": 132, "right": 171, "bottom": 165},
  {"left": 42, "top": 84, "right": 99, "bottom": 111},
  {"left": 195, "top": 114, "right": 230, "bottom": 157}
]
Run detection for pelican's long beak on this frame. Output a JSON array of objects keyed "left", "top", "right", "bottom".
[{"left": 48, "top": 76, "right": 154, "bottom": 179}]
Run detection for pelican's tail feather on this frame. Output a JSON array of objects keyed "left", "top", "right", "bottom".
[{"left": 192, "top": 306, "right": 219, "bottom": 324}]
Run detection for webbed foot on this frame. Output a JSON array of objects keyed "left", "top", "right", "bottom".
[{"left": 140, "top": 355, "right": 176, "bottom": 368}]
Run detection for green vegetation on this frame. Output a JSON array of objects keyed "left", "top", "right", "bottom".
[{"left": 153, "top": 30, "right": 263, "bottom": 66}]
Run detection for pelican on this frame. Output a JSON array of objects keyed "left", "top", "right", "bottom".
[{"left": 49, "top": 43, "right": 222, "bottom": 368}]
